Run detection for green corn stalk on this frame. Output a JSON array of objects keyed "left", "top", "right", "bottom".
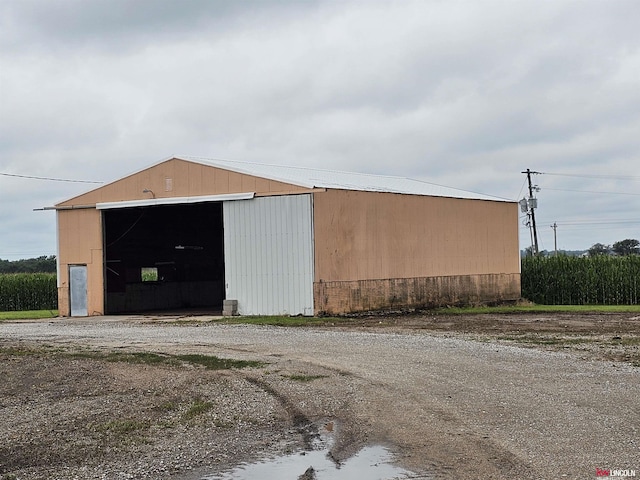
[
  {"left": 0, "top": 273, "right": 57, "bottom": 311},
  {"left": 522, "top": 255, "right": 640, "bottom": 305}
]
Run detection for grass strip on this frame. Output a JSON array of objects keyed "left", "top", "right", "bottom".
[
  {"left": 175, "top": 353, "right": 263, "bottom": 369},
  {"left": 0, "top": 310, "right": 58, "bottom": 320},
  {"left": 433, "top": 304, "right": 640, "bottom": 315},
  {"left": 95, "top": 419, "right": 148, "bottom": 435},
  {"left": 208, "top": 315, "right": 345, "bottom": 326},
  {"left": 0, "top": 346, "right": 263, "bottom": 370},
  {"left": 182, "top": 399, "right": 214, "bottom": 420},
  {"left": 283, "top": 374, "right": 328, "bottom": 382}
]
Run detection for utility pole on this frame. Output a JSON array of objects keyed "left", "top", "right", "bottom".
[
  {"left": 521, "top": 169, "right": 540, "bottom": 256},
  {"left": 551, "top": 222, "right": 557, "bottom": 256}
]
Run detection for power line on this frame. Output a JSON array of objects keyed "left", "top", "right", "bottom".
[
  {"left": 540, "top": 171, "right": 640, "bottom": 180},
  {"left": 522, "top": 221, "right": 639, "bottom": 232},
  {"left": 514, "top": 177, "right": 528, "bottom": 201},
  {"left": 521, "top": 216, "right": 640, "bottom": 226},
  {"left": 532, "top": 217, "right": 640, "bottom": 227},
  {"left": 534, "top": 224, "right": 637, "bottom": 232},
  {"left": 0, "top": 172, "right": 103, "bottom": 184},
  {"left": 546, "top": 220, "right": 640, "bottom": 226},
  {"left": 544, "top": 187, "right": 640, "bottom": 196}
]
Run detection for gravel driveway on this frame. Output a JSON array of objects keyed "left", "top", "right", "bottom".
[{"left": 1, "top": 315, "right": 638, "bottom": 479}]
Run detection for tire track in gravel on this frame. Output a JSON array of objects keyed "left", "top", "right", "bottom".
[{"left": 1, "top": 318, "right": 638, "bottom": 479}]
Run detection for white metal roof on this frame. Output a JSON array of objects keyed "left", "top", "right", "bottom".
[{"left": 177, "top": 156, "right": 510, "bottom": 202}]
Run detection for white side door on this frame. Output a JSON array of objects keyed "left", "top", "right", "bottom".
[{"left": 69, "top": 265, "right": 88, "bottom": 317}]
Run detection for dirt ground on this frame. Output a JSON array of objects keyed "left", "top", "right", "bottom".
[
  {"left": 337, "top": 311, "right": 640, "bottom": 365},
  {"left": 1, "top": 312, "right": 638, "bottom": 480}
]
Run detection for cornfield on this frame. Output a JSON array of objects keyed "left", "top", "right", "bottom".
[
  {"left": 0, "top": 273, "right": 57, "bottom": 311},
  {"left": 522, "top": 255, "right": 640, "bottom": 305}
]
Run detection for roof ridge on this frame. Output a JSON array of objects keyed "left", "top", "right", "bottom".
[
  {"left": 177, "top": 155, "right": 414, "bottom": 180},
  {"left": 54, "top": 154, "right": 513, "bottom": 205}
]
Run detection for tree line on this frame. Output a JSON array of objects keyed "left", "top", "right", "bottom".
[
  {"left": 0, "top": 256, "right": 57, "bottom": 274},
  {"left": 588, "top": 239, "right": 640, "bottom": 257},
  {"left": 524, "top": 239, "right": 639, "bottom": 257}
]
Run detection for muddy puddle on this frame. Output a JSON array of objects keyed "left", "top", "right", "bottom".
[{"left": 200, "top": 420, "right": 426, "bottom": 480}]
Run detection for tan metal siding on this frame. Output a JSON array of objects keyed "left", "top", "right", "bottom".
[
  {"left": 56, "top": 208, "right": 104, "bottom": 316},
  {"left": 313, "top": 189, "right": 520, "bottom": 282},
  {"left": 56, "top": 158, "right": 312, "bottom": 207},
  {"left": 223, "top": 195, "right": 314, "bottom": 315}
]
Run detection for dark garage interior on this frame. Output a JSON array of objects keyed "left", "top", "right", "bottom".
[{"left": 103, "top": 202, "right": 225, "bottom": 314}]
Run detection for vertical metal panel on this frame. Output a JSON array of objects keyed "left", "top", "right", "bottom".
[
  {"left": 69, "top": 265, "right": 88, "bottom": 317},
  {"left": 223, "top": 195, "right": 314, "bottom": 316}
]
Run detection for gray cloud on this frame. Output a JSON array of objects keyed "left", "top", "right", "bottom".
[
  {"left": 1, "top": 0, "right": 639, "bottom": 258},
  {"left": 1, "top": 0, "right": 315, "bottom": 53}
]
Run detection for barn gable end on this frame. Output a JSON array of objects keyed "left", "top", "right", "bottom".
[{"left": 56, "top": 157, "right": 313, "bottom": 208}]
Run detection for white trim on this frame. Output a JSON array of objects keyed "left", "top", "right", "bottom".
[
  {"left": 56, "top": 212, "right": 61, "bottom": 288},
  {"left": 96, "top": 192, "right": 255, "bottom": 210}
]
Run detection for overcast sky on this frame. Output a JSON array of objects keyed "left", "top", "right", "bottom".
[{"left": 1, "top": 0, "right": 639, "bottom": 260}]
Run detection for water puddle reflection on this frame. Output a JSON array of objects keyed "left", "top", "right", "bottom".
[
  {"left": 200, "top": 420, "right": 421, "bottom": 480},
  {"left": 201, "top": 444, "right": 414, "bottom": 480}
]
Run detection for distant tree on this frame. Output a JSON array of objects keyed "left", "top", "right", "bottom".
[
  {"left": 588, "top": 243, "right": 610, "bottom": 256},
  {"left": 559, "top": 250, "right": 588, "bottom": 257},
  {"left": 0, "top": 258, "right": 13, "bottom": 273},
  {"left": 0, "top": 256, "right": 56, "bottom": 273},
  {"left": 612, "top": 239, "right": 640, "bottom": 256}
]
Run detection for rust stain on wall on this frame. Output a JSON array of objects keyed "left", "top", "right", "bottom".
[{"left": 314, "top": 273, "right": 521, "bottom": 315}]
